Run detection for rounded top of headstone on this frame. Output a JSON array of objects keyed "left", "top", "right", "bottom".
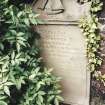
[{"left": 33, "top": 0, "right": 91, "bottom": 24}]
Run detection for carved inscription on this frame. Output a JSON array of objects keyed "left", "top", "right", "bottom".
[{"left": 36, "top": 25, "right": 90, "bottom": 105}]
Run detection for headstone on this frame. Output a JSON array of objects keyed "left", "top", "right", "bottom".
[{"left": 33, "top": 0, "right": 90, "bottom": 105}]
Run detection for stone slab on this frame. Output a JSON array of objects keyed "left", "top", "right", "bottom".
[{"left": 36, "top": 24, "right": 90, "bottom": 105}]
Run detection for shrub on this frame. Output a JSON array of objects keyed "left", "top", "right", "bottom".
[{"left": 0, "top": 0, "right": 63, "bottom": 105}]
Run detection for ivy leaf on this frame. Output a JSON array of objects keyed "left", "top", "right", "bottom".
[
  {"left": 0, "top": 96, "right": 6, "bottom": 100},
  {"left": 38, "top": 95, "right": 43, "bottom": 103},
  {"left": 4, "top": 86, "right": 10, "bottom": 96},
  {"left": 17, "top": 32, "right": 25, "bottom": 36},
  {"left": 0, "top": 101, "right": 7, "bottom": 105},
  {"left": 11, "top": 51, "right": 15, "bottom": 60},
  {"left": 91, "top": 64, "right": 95, "bottom": 72},
  {"left": 30, "top": 18, "right": 37, "bottom": 25},
  {"left": 48, "top": 95, "right": 55, "bottom": 102},
  {"left": 97, "top": 59, "right": 102, "bottom": 65},
  {"left": 38, "top": 91, "right": 45, "bottom": 96},
  {"left": 2, "top": 76, "right": 9, "bottom": 83},
  {"left": 5, "top": 82, "right": 14, "bottom": 86},
  {"left": 17, "top": 11, "right": 23, "bottom": 17},
  {"left": 36, "top": 82, "right": 45, "bottom": 90},
  {"left": 0, "top": 43, "right": 4, "bottom": 51},
  {"left": 33, "top": 14, "right": 40, "bottom": 18},
  {"left": 29, "top": 74, "right": 36, "bottom": 80},
  {"left": 16, "top": 43, "right": 20, "bottom": 52},
  {"left": 24, "top": 18, "right": 30, "bottom": 26},
  {"left": 54, "top": 99, "right": 59, "bottom": 105},
  {"left": 56, "top": 96, "right": 64, "bottom": 101},
  {"left": 15, "top": 77, "right": 25, "bottom": 90}
]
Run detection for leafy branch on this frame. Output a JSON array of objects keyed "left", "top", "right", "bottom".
[
  {"left": 0, "top": 0, "right": 63, "bottom": 105},
  {"left": 79, "top": 0, "right": 104, "bottom": 85}
]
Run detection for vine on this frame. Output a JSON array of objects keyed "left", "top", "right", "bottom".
[{"left": 79, "top": 0, "right": 104, "bottom": 83}]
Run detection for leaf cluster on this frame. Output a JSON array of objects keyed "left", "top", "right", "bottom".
[
  {"left": 79, "top": 0, "right": 103, "bottom": 82},
  {"left": 0, "top": 0, "right": 63, "bottom": 105}
]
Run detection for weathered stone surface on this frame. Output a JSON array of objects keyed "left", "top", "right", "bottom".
[
  {"left": 33, "top": 1, "right": 91, "bottom": 105},
  {"left": 33, "top": 0, "right": 91, "bottom": 22},
  {"left": 36, "top": 24, "right": 90, "bottom": 105}
]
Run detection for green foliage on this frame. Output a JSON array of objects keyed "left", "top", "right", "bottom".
[
  {"left": 19, "top": 68, "right": 63, "bottom": 105},
  {"left": 0, "top": 0, "right": 63, "bottom": 105},
  {"left": 79, "top": 0, "right": 103, "bottom": 80}
]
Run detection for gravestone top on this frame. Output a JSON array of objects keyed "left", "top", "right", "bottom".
[{"left": 33, "top": 0, "right": 91, "bottom": 24}]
